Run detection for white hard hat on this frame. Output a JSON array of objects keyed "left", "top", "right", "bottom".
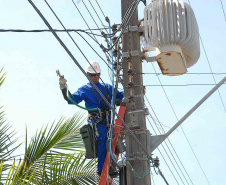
[{"left": 85, "top": 60, "right": 101, "bottom": 73}]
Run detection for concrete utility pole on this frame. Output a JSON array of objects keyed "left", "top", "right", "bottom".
[{"left": 121, "top": 1, "right": 151, "bottom": 184}]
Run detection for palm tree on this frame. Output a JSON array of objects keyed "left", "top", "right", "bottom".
[{"left": 0, "top": 68, "right": 99, "bottom": 184}]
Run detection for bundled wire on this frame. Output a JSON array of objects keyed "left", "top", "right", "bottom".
[{"left": 0, "top": 29, "right": 104, "bottom": 36}]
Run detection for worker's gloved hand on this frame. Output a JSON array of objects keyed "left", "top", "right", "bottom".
[{"left": 59, "top": 76, "right": 67, "bottom": 90}]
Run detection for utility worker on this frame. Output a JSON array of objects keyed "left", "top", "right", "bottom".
[{"left": 59, "top": 60, "right": 123, "bottom": 176}]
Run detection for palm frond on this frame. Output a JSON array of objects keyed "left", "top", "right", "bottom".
[
  {"left": 0, "top": 106, "right": 20, "bottom": 166},
  {"left": 0, "top": 160, "right": 37, "bottom": 184},
  {"left": 0, "top": 68, "right": 6, "bottom": 88},
  {"left": 38, "top": 152, "right": 97, "bottom": 185},
  {"left": 25, "top": 112, "right": 86, "bottom": 167}
]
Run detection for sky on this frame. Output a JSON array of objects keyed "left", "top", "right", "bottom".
[{"left": 0, "top": 0, "right": 226, "bottom": 184}]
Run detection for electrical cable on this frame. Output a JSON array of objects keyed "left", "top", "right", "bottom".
[
  {"left": 28, "top": 0, "right": 154, "bottom": 166},
  {"left": 0, "top": 29, "right": 103, "bottom": 36},
  {"left": 147, "top": 116, "right": 180, "bottom": 185},
  {"left": 88, "top": 0, "right": 109, "bottom": 34},
  {"left": 146, "top": 106, "right": 193, "bottom": 184},
  {"left": 105, "top": 0, "right": 140, "bottom": 50},
  {"left": 200, "top": 36, "right": 226, "bottom": 113},
  {"left": 106, "top": 19, "right": 122, "bottom": 169},
  {"left": 71, "top": 0, "right": 112, "bottom": 59},
  {"left": 71, "top": 0, "right": 101, "bottom": 45},
  {"left": 150, "top": 59, "right": 211, "bottom": 185},
  {"left": 158, "top": 168, "right": 169, "bottom": 185},
  {"left": 145, "top": 95, "right": 195, "bottom": 185},
  {"left": 95, "top": 0, "right": 106, "bottom": 18},
  {"left": 146, "top": 116, "right": 188, "bottom": 185},
  {"left": 75, "top": 31, "right": 112, "bottom": 70},
  {"left": 105, "top": 0, "right": 140, "bottom": 38},
  {"left": 136, "top": 72, "right": 226, "bottom": 75},
  {"left": 220, "top": 0, "right": 226, "bottom": 22},
  {"left": 144, "top": 83, "right": 226, "bottom": 86},
  {"left": 82, "top": 1, "right": 105, "bottom": 36},
  {"left": 44, "top": 0, "right": 113, "bottom": 97},
  {"left": 124, "top": 83, "right": 226, "bottom": 88},
  {"left": 81, "top": 0, "right": 112, "bottom": 63},
  {"left": 81, "top": 0, "right": 113, "bottom": 78}
]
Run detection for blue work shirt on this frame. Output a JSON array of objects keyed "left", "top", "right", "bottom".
[{"left": 67, "top": 82, "right": 123, "bottom": 112}]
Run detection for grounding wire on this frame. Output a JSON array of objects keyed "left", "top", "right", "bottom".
[
  {"left": 145, "top": 102, "right": 193, "bottom": 185},
  {"left": 150, "top": 59, "right": 211, "bottom": 185},
  {"left": 220, "top": 0, "right": 226, "bottom": 22},
  {"left": 44, "top": 0, "right": 113, "bottom": 96},
  {"left": 146, "top": 111, "right": 188, "bottom": 185},
  {"left": 28, "top": 0, "right": 154, "bottom": 165},
  {"left": 145, "top": 95, "right": 195, "bottom": 185}
]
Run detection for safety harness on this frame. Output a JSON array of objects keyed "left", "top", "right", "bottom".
[{"left": 86, "top": 83, "right": 111, "bottom": 128}]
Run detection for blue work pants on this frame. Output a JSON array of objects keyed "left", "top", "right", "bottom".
[{"left": 95, "top": 123, "right": 108, "bottom": 174}]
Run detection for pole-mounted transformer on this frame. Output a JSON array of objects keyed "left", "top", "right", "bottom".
[{"left": 143, "top": 0, "right": 200, "bottom": 76}]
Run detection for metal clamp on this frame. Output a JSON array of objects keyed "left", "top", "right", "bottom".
[
  {"left": 127, "top": 109, "right": 146, "bottom": 114},
  {"left": 123, "top": 25, "right": 143, "bottom": 33},
  {"left": 122, "top": 50, "right": 144, "bottom": 58},
  {"left": 126, "top": 152, "right": 149, "bottom": 161}
]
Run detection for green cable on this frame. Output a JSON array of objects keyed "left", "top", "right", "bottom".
[
  {"left": 66, "top": 88, "right": 99, "bottom": 112},
  {"left": 130, "top": 159, "right": 153, "bottom": 179}
]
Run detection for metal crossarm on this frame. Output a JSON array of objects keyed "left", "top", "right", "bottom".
[{"left": 99, "top": 104, "right": 127, "bottom": 185}]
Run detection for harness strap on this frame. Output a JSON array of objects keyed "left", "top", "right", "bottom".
[{"left": 86, "top": 84, "right": 110, "bottom": 110}]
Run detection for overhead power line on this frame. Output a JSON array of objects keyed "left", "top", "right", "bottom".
[
  {"left": 220, "top": 0, "right": 226, "bottom": 22},
  {"left": 144, "top": 83, "right": 226, "bottom": 87},
  {"left": 145, "top": 95, "right": 194, "bottom": 185},
  {"left": 43, "top": 0, "right": 112, "bottom": 95},
  {"left": 140, "top": 72, "right": 226, "bottom": 75},
  {"left": 189, "top": 0, "right": 226, "bottom": 115},
  {"left": 95, "top": 0, "right": 106, "bottom": 18},
  {"left": 200, "top": 36, "right": 226, "bottom": 113},
  {"left": 146, "top": 117, "right": 188, "bottom": 185},
  {"left": 0, "top": 28, "right": 106, "bottom": 33},
  {"left": 150, "top": 60, "right": 212, "bottom": 185},
  {"left": 88, "top": 0, "right": 109, "bottom": 34},
  {"left": 28, "top": 0, "right": 156, "bottom": 171}
]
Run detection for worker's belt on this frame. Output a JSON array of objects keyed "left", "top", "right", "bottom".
[{"left": 88, "top": 110, "right": 110, "bottom": 125}]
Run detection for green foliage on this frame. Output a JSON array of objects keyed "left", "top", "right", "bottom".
[
  {"left": 0, "top": 69, "right": 97, "bottom": 184},
  {"left": 0, "top": 68, "right": 6, "bottom": 88}
]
